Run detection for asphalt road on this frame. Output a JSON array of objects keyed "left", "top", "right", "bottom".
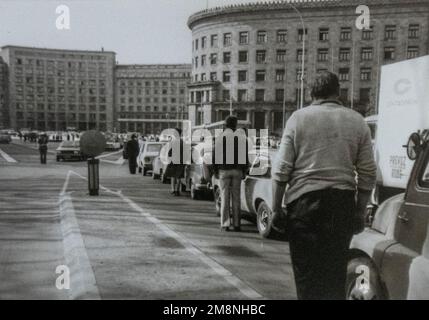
[{"left": 0, "top": 140, "right": 296, "bottom": 300}]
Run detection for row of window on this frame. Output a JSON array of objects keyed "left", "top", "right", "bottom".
[
  {"left": 119, "top": 105, "right": 185, "bottom": 113},
  {"left": 16, "top": 112, "right": 107, "bottom": 121},
  {"left": 15, "top": 103, "right": 107, "bottom": 112},
  {"left": 193, "top": 45, "right": 420, "bottom": 68},
  {"left": 193, "top": 24, "right": 421, "bottom": 51},
  {"left": 15, "top": 95, "right": 107, "bottom": 103},
  {"left": 15, "top": 77, "right": 107, "bottom": 87},
  {"left": 119, "top": 88, "right": 186, "bottom": 96},
  {"left": 15, "top": 58, "right": 108, "bottom": 69},
  {"left": 16, "top": 86, "right": 106, "bottom": 95},
  {"left": 119, "top": 97, "right": 182, "bottom": 104},
  {"left": 118, "top": 80, "right": 189, "bottom": 88},
  {"left": 193, "top": 66, "right": 375, "bottom": 83}
]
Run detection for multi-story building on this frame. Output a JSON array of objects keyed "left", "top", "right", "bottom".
[
  {"left": 0, "top": 46, "right": 116, "bottom": 132},
  {"left": 0, "top": 57, "right": 7, "bottom": 129},
  {"left": 115, "top": 64, "right": 191, "bottom": 134},
  {"left": 187, "top": 0, "right": 429, "bottom": 136}
]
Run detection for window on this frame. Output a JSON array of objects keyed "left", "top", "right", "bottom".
[
  {"left": 224, "top": 33, "right": 232, "bottom": 46},
  {"left": 277, "top": 30, "right": 287, "bottom": 43},
  {"left": 223, "top": 90, "right": 230, "bottom": 101},
  {"left": 298, "top": 28, "right": 308, "bottom": 41},
  {"left": 296, "top": 69, "right": 306, "bottom": 81},
  {"left": 256, "top": 50, "right": 266, "bottom": 63},
  {"left": 201, "top": 73, "right": 206, "bottom": 81},
  {"left": 210, "top": 72, "right": 217, "bottom": 81},
  {"left": 275, "top": 89, "right": 284, "bottom": 102},
  {"left": 384, "top": 47, "right": 396, "bottom": 61},
  {"left": 360, "top": 88, "right": 371, "bottom": 102},
  {"left": 255, "top": 70, "right": 266, "bottom": 82},
  {"left": 257, "top": 31, "right": 267, "bottom": 43},
  {"left": 276, "top": 69, "right": 285, "bottom": 82},
  {"left": 317, "top": 48, "right": 329, "bottom": 61},
  {"left": 239, "top": 32, "right": 249, "bottom": 45},
  {"left": 339, "top": 48, "right": 351, "bottom": 61},
  {"left": 339, "top": 88, "right": 349, "bottom": 103},
  {"left": 239, "top": 51, "right": 248, "bottom": 63},
  {"left": 340, "top": 27, "right": 352, "bottom": 41},
  {"left": 194, "top": 74, "right": 198, "bottom": 82},
  {"left": 211, "top": 34, "right": 218, "bottom": 47},
  {"left": 276, "top": 50, "right": 286, "bottom": 63},
  {"left": 385, "top": 25, "right": 397, "bottom": 40},
  {"left": 194, "top": 57, "right": 199, "bottom": 68},
  {"left": 297, "top": 49, "right": 305, "bottom": 62},
  {"left": 201, "top": 36, "right": 207, "bottom": 49},
  {"left": 195, "top": 39, "right": 199, "bottom": 50},
  {"left": 361, "top": 47, "right": 373, "bottom": 61},
  {"left": 223, "top": 52, "right": 231, "bottom": 64},
  {"left": 201, "top": 55, "right": 206, "bottom": 66},
  {"left": 409, "top": 24, "right": 420, "bottom": 39},
  {"left": 237, "top": 89, "right": 247, "bottom": 102},
  {"left": 420, "top": 157, "right": 429, "bottom": 187},
  {"left": 238, "top": 70, "right": 248, "bottom": 82},
  {"left": 339, "top": 68, "right": 350, "bottom": 81},
  {"left": 360, "top": 68, "right": 372, "bottom": 81},
  {"left": 210, "top": 53, "right": 217, "bottom": 65},
  {"left": 362, "top": 26, "right": 374, "bottom": 40},
  {"left": 223, "top": 71, "right": 231, "bottom": 82},
  {"left": 255, "top": 89, "right": 265, "bottom": 102},
  {"left": 319, "top": 28, "right": 329, "bottom": 41},
  {"left": 407, "top": 46, "right": 419, "bottom": 59}
]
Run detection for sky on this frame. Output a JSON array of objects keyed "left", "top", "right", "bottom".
[{"left": 0, "top": 0, "right": 277, "bottom": 64}]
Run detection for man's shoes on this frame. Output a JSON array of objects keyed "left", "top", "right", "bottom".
[
  {"left": 221, "top": 227, "right": 230, "bottom": 232},
  {"left": 233, "top": 226, "right": 241, "bottom": 232}
]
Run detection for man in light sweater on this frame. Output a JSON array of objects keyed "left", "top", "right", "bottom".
[{"left": 272, "top": 71, "right": 377, "bottom": 300}]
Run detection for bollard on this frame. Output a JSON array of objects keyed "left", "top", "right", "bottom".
[{"left": 87, "top": 157, "right": 100, "bottom": 196}]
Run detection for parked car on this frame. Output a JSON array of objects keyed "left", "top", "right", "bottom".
[
  {"left": 56, "top": 141, "right": 87, "bottom": 162},
  {"left": 105, "top": 140, "right": 121, "bottom": 151},
  {"left": 184, "top": 143, "right": 213, "bottom": 200},
  {"left": 0, "top": 133, "right": 12, "bottom": 144},
  {"left": 346, "top": 130, "right": 429, "bottom": 300},
  {"left": 137, "top": 142, "right": 165, "bottom": 176},
  {"left": 152, "top": 143, "right": 170, "bottom": 183},
  {"left": 212, "top": 151, "right": 281, "bottom": 238}
]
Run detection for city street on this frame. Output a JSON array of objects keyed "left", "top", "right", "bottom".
[{"left": 0, "top": 140, "right": 296, "bottom": 300}]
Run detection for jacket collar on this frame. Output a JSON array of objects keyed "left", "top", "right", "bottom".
[{"left": 311, "top": 99, "right": 344, "bottom": 107}]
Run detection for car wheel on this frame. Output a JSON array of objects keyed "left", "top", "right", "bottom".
[
  {"left": 190, "top": 183, "right": 200, "bottom": 200},
  {"left": 346, "top": 256, "right": 386, "bottom": 300},
  {"left": 214, "top": 188, "right": 221, "bottom": 217},
  {"left": 256, "top": 201, "right": 276, "bottom": 239}
]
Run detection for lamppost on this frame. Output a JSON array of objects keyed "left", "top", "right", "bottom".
[{"left": 283, "top": 1, "right": 306, "bottom": 130}]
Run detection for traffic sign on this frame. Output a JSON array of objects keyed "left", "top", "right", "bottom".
[{"left": 80, "top": 130, "right": 106, "bottom": 157}]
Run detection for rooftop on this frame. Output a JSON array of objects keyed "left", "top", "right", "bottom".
[
  {"left": 1, "top": 45, "right": 116, "bottom": 55},
  {"left": 188, "top": 0, "right": 429, "bottom": 28}
]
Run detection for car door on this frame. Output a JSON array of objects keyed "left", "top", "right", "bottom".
[{"left": 381, "top": 147, "right": 429, "bottom": 299}]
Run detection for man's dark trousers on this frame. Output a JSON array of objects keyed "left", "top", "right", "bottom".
[
  {"left": 286, "top": 189, "right": 355, "bottom": 300},
  {"left": 40, "top": 148, "right": 47, "bottom": 164},
  {"left": 129, "top": 157, "right": 137, "bottom": 174}
]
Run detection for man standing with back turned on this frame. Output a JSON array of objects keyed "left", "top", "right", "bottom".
[{"left": 272, "top": 72, "right": 377, "bottom": 300}]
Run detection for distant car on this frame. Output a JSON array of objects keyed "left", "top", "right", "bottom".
[
  {"left": 212, "top": 151, "right": 282, "bottom": 238},
  {"left": 105, "top": 141, "right": 121, "bottom": 151},
  {"left": 56, "top": 141, "right": 87, "bottom": 162},
  {"left": 152, "top": 143, "right": 170, "bottom": 183},
  {"left": 347, "top": 130, "right": 429, "bottom": 300},
  {"left": 0, "top": 133, "right": 12, "bottom": 144},
  {"left": 137, "top": 142, "right": 165, "bottom": 176}
]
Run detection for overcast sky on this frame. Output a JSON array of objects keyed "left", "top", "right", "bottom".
[{"left": 0, "top": 0, "right": 276, "bottom": 64}]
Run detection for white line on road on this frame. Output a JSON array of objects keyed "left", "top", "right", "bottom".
[
  {"left": 0, "top": 148, "right": 17, "bottom": 163},
  {"left": 64, "top": 170, "right": 264, "bottom": 300},
  {"left": 59, "top": 171, "right": 101, "bottom": 300}
]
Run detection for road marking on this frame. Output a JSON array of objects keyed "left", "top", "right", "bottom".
[
  {"left": 0, "top": 148, "right": 17, "bottom": 163},
  {"left": 96, "top": 149, "right": 123, "bottom": 160},
  {"left": 65, "top": 170, "right": 264, "bottom": 299},
  {"left": 59, "top": 171, "right": 101, "bottom": 300},
  {"left": 100, "top": 156, "right": 125, "bottom": 165}
]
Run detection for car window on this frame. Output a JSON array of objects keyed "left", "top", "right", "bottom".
[
  {"left": 421, "top": 155, "right": 429, "bottom": 188},
  {"left": 146, "top": 144, "right": 162, "bottom": 153}
]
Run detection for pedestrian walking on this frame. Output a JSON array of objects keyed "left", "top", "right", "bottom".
[
  {"left": 271, "top": 71, "right": 377, "bottom": 300},
  {"left": 166, "top": 128, "right": 185, "bottom": 196},
  {"left": 213, "top": 116, "right": 248, "bottom": 232},
  {"left": 38, "top": 133, "right": 49, "bottom": 164},
  {"left": 127, "top": 134, "right": 139, "bottom": 175}
]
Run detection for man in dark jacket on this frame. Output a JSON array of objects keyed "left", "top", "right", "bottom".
[
  {"left": 127, "top": 134, "right": 140, "bottom": 174},
  {"left": 213, "top": 116, "right": 249, "bottom": 232},
  {"left": 38, "top": 133, "right": 48, "bottom": 164}
]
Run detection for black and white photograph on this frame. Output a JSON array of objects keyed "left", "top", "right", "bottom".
[{"left": 0, "top": 0, "right": 428, "bottom": 306}]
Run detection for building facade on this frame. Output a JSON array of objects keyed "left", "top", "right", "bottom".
[
  {"left": 115, "top": 64, "right": 191, "bottom": 134},
  {"left": 187, "top": 0, "right": 429, "bottom": 136},
  {"left": 0, "top": 57, "right": 7, "bottom": 129},
  {"left": 0, "top": 46, "right": 116, "bottom": 132}
]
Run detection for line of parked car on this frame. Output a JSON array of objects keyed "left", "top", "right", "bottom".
[{"left": 134, "top": 139, "right": 280, "bottom": 239}]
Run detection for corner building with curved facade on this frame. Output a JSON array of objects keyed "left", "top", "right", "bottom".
[{"left": 187, "top": 0, "right": 429, "bottom": 136}]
